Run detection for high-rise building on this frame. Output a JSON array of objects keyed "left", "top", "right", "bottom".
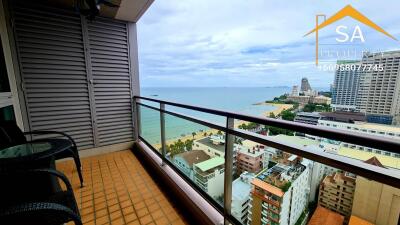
[
  {"left": 351, "top": 158, "right": 400, "bottom": 225},
  {"left": 249, "top": 156, "right": 310, "bottom": 225},
  {"left": 301, "top": 77, "right": 312, "bottom": 92},
  {"left": 318, "top": 172, "right": 356, "bottom": 223},
  {"left": 356, "top": 51, "right": 400, "bottom": 125},
  {"left": 291, "top": 85, "right": 299, "bottom": 96},
  {"left": 331, "top": 60, "right": 361, "bottom": 112}
]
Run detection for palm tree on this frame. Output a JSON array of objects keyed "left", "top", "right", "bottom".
[{"left": 192, "top": 132, "right": 196, "bottom": 139}]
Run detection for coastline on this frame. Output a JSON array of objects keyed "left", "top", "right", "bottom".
[
  {"left": 258, "top": 102, "right": 294, "bottom": 117},
  {"left": 153, "top": 102, "right": 294, "bottom": 150}
]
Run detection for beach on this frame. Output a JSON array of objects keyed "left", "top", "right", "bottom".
[
  {"left": 154, "top": 102, "right": 294, "bottom": 150},
  {"left": 257, "top": 103, "right": 294, "bottom": 117}
]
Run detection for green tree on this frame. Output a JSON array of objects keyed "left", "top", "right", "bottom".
[
  {"left": 280, "top": 110, "right": 296, "bottom": 121},
  {"left": 217, "top": 130, "right": 223, "bottom": 135},
  {"left": 184, "top": 139, "right": 193, "bottom": 151},
  {"left": 269, "top": 112, "right": 276, "bottom": 118},
  {"left": 192, "top": 132, "right": 196, "bottom": 139}
]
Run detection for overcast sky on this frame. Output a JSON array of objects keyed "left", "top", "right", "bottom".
[{"left": 137, "top": 0, "right": 400, "bottom": 88}]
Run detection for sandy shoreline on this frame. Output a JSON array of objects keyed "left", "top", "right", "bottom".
[{"left": 153, "top": 103, "right": 294, "bottom": 150}]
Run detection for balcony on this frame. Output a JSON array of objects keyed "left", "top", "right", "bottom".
[{"left": 1, "top": 1, "right": 400, "bottom": 225}]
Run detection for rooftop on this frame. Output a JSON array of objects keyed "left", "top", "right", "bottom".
[
  {"left": 322, "top": 172, "right": 356, "bottom": 185},
  {"left": 338, "top": 147, "right": 400, "bottom": 169},
  {"left": 195, "top": 137, "right": 225, "bottom": 153},
  {"left": 307, "top": 206, "right": 344, "bottom": 225},
  {"left": 353, "top": 121, "right": 400, "bottom": 133},
  {"left": 255, "top": 162, "right": 305, "bottom": 192},
  {"left": 348, "top": 215, "right": 374, "bottom": 225},
  {"left": 232, "top": 172, "right": 255, "bottom": 201},
  {"left": 194, "top": 157, "right": 225, "bottom": 172},
  {"left": 251, "top": 178, "right": 284, "bottom": 198},
  {"left": 176, "top": 150, "right": 211, "bottom": 167},
  {"left": 270, "top": 135, "right": 320, "bottom": 148},
  {"left": 236, "top": 145, "right": 264, "bottom": 157}
]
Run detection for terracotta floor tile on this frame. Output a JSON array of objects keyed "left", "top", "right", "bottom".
[
  {"left": 57, "top": 150, "right": 189, "bottom": 225},
  {"left": 137, "top": 207, "right": 149, "bottom": 217},
  {"left": 140, "top": 214, "right": 153, "bottom": 224}
]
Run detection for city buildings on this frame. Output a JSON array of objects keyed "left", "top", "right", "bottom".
[
  {"left": 331, "top": 60, "right": 361, "bottom": 112},
  {"left": 174, "top": 150, "right": 211, "bottom": 179},
  {"left": 294, "top": 112, "right": 322, "bottom": 125},
  {"left": 193, "top": 157, "right": 225, "bottom": 199},
  {"left": 249, "top": 156, "right": 310, "bottom": 225},
  {"left": 356, "top": 51, "right": 400, "bottom": 125},
  {"left": 318, "top": 172, "right": 356, "bottom": 223},
  {"left": 351, "top": 158, "right": 400, "bottom": 225},
  {"left": 232, "top": 172, "right": 255, "bottom": 224},
  {"left": 307, "top": 206, "right": 344, "bottom": 225}
]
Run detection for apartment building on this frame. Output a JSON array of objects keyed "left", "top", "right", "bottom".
[
  {"left": 351, "top": 158, "right": 400, "bottom": 225},
  {"left": 249, "top": 157, "right": 310, "bottom": 225},
  {"left": 317, "top": 120, "right": 400, "bottom": 158},
  {"left": 318, "top": 172, "right": 356, "bottom": 222},
  {"left": 236, "top": 145, "right": 265, "bottom": 174},
  {"left": 193, "top": 157, "right": 225, "bottom": 199},
  {"left": 232, "top": 172, "right": 255, "bottom": 224},
  {"left": 294, "top": 112, "right": 321, "bottom": 125},
  {"left": 356, "top": 51, "right": 400, "bottom": 125},
  {"left": 331, "top": 61, "right": 361, "bottom": 112},
  {"left": 174, "top": 150, "right": 210, "bottom": 179}
]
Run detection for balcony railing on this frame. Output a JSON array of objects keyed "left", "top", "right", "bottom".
[{"left": 132, "top": 96, "right": 400, "bottom": 225}]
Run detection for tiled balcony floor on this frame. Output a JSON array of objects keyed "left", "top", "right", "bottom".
[{"left": 57, "top": 150, "right": 189, "bottom": 225}]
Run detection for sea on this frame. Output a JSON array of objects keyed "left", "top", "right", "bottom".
[{"left": 139, "top": 87, "right": 291, "bottom": 145}]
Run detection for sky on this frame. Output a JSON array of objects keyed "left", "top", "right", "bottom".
[{"left": 137, "top": 0, "right": 400, "bottom": 88}]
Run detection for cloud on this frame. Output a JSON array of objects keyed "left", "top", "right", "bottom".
[{"left": 137, "top": 0, "right": 400, "bottom": 87}]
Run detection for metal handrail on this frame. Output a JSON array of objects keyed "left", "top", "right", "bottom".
[
  {"left": 132, "top": 96, "right": 400, "bottom": 225},
  {"left": 135, "top": 96, "right": 400, "bottom": 154}
]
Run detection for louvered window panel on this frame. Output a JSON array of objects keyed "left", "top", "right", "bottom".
[
  {"left": 12, "top": 6, "right": 95, "bottom": 149},
  {"left": 87, "top": 18, "right": 134, "bottom": 146}
]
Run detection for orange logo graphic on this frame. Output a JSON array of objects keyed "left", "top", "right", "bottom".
[{"left": 304, "top": 5, "right": 398, "bottom": 65}]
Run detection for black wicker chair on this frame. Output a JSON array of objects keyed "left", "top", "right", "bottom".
[
  {"left": 0, "top": 168, "right": 82, "bottom": 225},
  {"left": 0, "top": 122, "right": 84, "bottom": 187}
]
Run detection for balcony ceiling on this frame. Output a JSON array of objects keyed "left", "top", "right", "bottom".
[{"left": 35, "top": 0, "right": 154, "bottom": 22}]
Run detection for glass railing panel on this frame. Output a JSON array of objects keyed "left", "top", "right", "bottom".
[
  {"left": 164, "top": 113, "right": 226, "bottom": 206},
  {"left": 138, "top": 104, "right": 162, "bottom": 152},
  {"left": 230, "top": 127, "right": 399, "bottom": 225}
]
